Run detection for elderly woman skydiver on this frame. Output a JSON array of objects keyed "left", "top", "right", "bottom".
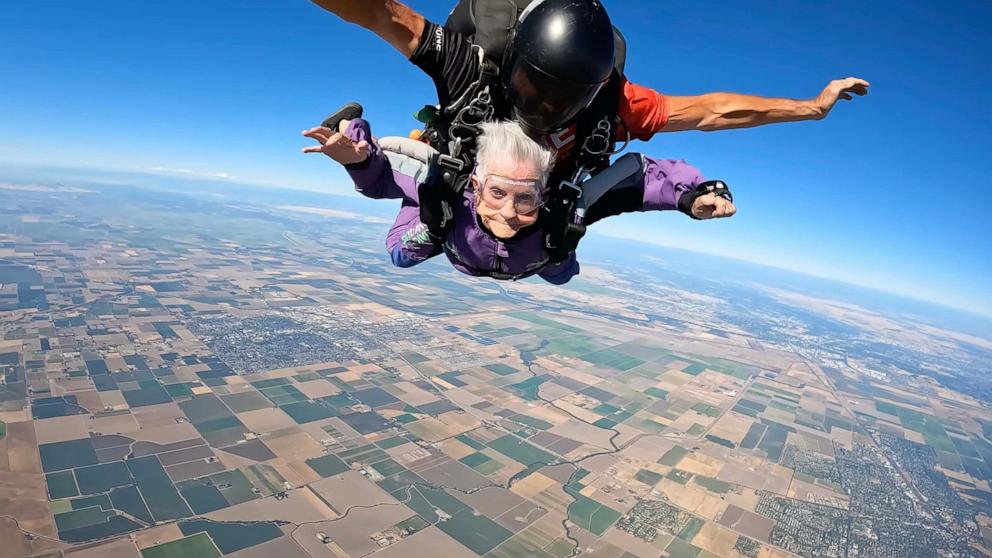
[{"left": 301, "top": 116, "right": 735, "bottom": 284}]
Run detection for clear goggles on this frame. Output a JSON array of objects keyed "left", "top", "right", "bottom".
[{"left": 477, "top": 174, "right": 546, "bottom": 215}]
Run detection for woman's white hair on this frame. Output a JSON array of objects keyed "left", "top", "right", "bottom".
[{"left": 475, "top": 121, "right": 555, "bottom": 188}]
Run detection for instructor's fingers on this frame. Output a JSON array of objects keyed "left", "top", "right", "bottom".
[
  {"left": 302, "top": 126, "right": 333, "bottom": 137},
  {"left": 325, "top": 131, "right": 348, "bottom": 146},
  {"left": 302, "top": 145, "right": 326, "bottom": 154},
  {"left": 302, "top": 128, "right": 332, "bottom": 143}
]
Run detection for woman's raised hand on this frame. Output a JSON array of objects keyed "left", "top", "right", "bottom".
[{"left": 302, "top": 125, "right": 370, "bottom": 165}]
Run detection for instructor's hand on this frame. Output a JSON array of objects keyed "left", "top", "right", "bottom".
[
  {"left": 813, "top": 77, "right": 870, "bottom": 119},
  {"left": 691, "top": 193, "right": 736, "bottom": 220},
  {"left": 302, "top": 126, "right": 370, "bottom": 165}
]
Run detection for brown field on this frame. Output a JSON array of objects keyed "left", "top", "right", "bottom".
[
  {"left": 693, "top": 521, "right": 741, "bottom": 556},
  {"left": 88, "top": 411, "right": 141, "bottom": 436},
  {"left": 437, "top": 438, "right": 477, "bottom": 460},
  {"left": 402, "top": 412, "right": 480, "bottom": 442},
  {"left": 309, "top": 470, "right": 397, "bottom": 512},
  {"left": 717, "top": 504, "right": 775, "bottom": 542},
  {"left": 456, "top": 485, "right": 526, "bottom": 518},
  {"left": 131, "top": 402, "right": 184, "bottom": 428},
  {"left": 208, "top": 486, "right": 335, "bottom": 524},
  {"left": 417, "top": 458, "right": 491, "bottom": 492},
  {"left": 73, "top": 390, "right": 105, "bottom": 413},
  {"left": 391, "top": 382, "right": 440, "bottom": 407},
  {"left": 708, "top": 413, "right": 755, "bottom": 445},
  {"left": 277, "top": 459, "right": 322, "bottom": 488},
  {"left": 658, "top": 479, "right": 726, "bottom": 520},
  {"left": 511, "top": 471, "right": 558, "bottom": 500},
  {"left": 5, "top": 421, "right": 42, "bottom": 474},
  {"left": 678, "top": 453, "right": 725, "bottom": 478},
  {"left": 294, "top": 379, "right": 341, "bottom": 400},
  {"left": 292, "top": 504, "right": 414, "bottom": 558},
  {"left": 265, "top": 428, "right": 324, "bottom": 462},
  {"left": 494, "top": 499, "right": 548, "bottom": 533},
  {"left": 129, "top": 423, "right": 201, "bottom": 445},
  {"left": 33, "top": 415, "right": 90, "bottom": 444},
  {"left": 374, "top": 526, "right": 478, "bottom": 558},
  {"left": 98, "top": 390, "right": 128, "bottom": 409},
  {"left": 0, "top": 471, "right": 55, "bottom": 537},
  {"left": 602, "top": 525, "right": 669, "bottom": 557},
  {"left": 548, "top": 419, "right": 616, "bottom": 451},
  {"left": 65, "top": 537, "right": 141, "bottom": 558},
  {"left": 239, "top": 408, "right": 297, "bottom": 434},
  {"left": 133, "top": 523, "right": 184, "bottom": 550},
  {"left": 228, "top": 536, "right": 310, "bottom": 558},
  {"left": 624, "top": 436, "right": 677, "bottom": 464}
]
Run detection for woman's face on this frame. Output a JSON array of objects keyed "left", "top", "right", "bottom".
[{"left": 473, "top": 161, "right": 543, "bottom": 239}]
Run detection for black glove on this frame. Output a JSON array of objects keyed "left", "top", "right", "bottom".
[
  {"left": 321, "top": 102, "right": 364, "bottom": 132},
  {"left": 678, "top": 180, "right": 733, "bottom": 220}
]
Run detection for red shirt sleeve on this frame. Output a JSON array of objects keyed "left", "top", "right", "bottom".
[{"left": 617, "top": 78, "right": 669, "bottom": 141}]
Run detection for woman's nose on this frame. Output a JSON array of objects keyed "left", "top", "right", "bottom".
[{"left": 499, "top": 201, "right": 518, "bottom": 219}]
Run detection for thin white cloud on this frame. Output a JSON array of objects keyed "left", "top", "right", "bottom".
[{"left": 145, "top": 166, "right": 236, "bottom": 181}]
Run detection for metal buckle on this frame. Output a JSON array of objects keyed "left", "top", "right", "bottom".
[
  {"left": 438, "top": 154, "right": 466, "bottom": 173},
  {"left": 561, "top": 180, "right": 583, "bottom": 199}
]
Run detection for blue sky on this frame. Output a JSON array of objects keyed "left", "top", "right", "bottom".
[{"left": 1, "top": 1, "right": 990, "bottom": 316}]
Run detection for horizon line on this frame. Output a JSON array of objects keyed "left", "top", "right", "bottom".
[{"left": 3, "top": 160, "right": 991, "bottom": 324}]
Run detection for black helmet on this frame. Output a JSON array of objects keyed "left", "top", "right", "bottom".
[{"left": 503, "top": 0, "right": 616, "bottom": 134}]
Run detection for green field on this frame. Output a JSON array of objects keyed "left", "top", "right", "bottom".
[
  {"left": 372, "top": 458, "right": 405, "bottom": 477},
  {"left": 306, "top": 454, "right": 350, "bottom": 477},
  {"left": 580, "top": 348, "right": 645, "bottom": 371},
  {"left": 141, "top": 533, "right": 221, "bottom": 558},
  {"left": 694, "top": 476, "right": 732, "bottom": 494},
  {"left": 678, "top": 517, "right": 705, "bottom": 541},
  {"left": 179, "top": 519, "right": 282, "bottom": 554},
  {"left": 511, "top": 414, "right": 554, "bottom": 430},
  {"left": 565, "top": 489, "right": 621, "bottom": 535},
  {"left": 667, "top": 469, "right": 693, "bottom": 485},
  {"left": 55, "top": 506, "right": 113, "bottom": 532},
  {"left": 164, "top": 382, "right": 194, "bottom": 398},
  {"left": 109, "top": 485, "right": 154, "bottom": 524},
  {"left": 682, "top": 363, "right": 708, "bottom": 376},
  {"left": 74, "top": 461, "right": 133, "bottom": 495},
  {"left": 692, "top": 403, "right": 722, "bottom": 418},
  {"left": 126, "top": 456, "right": 192, "bottom": 522},
  {"left": 489, "top": 435, "right": 556, "bottom": 466},
  {"left": 0, "top": 420, "right": 5, "bottom": 440},
  {"left": 507, "top": 376, "right": 545, "bottom": 401},
  {"left": 209, "top": 470, "right": 260, "bottom": 505},
  {"left": 46, "top": 471, "right": 79, "bottom": 499},
  {"left": 484, "top": 363, "right": 519, "bottom": 376},
  {"left": 244, "top": 464, "right": 287, "bottom": 496},
  {"left": 486, "top": 530, "right": 558, "bottom": 558},
  {"left": 179, "top": 482, "right": 229, "bottom": 515},
  {"left": 280, "top": 400, "right": 338, "bottom": 423},
  {"left": 437, "top": 508, "right": 514, "bottom": 555},
  {"left": 666, "top": 537, "right": 702, "bottom": 558},
  {"left": 705, "top": 435, "right": 736, "bottom": 449},
  {"left": 645, "top": 387, "right": 669, "bottom": 400},
  {"left": 635, "top": 469, "right": 663, "bottom": 486},
  {"left": 659, "top": 446, "right": 689, "bottom": 466},
  {"left": 507, "top": 311, "right": 582, "bottom": 333},
  {"left": 220, "top": 391, "right": 271, "bottom": 413},
  {"left": 39, "top": 438, "right": 98, "bottom": 472}
]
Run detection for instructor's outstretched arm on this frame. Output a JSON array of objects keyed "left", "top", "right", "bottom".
[
  {"left": 309, "top": 0, "right": 425, "bottom": 57},
  {"left": 663, "top": 77, "right": 870, "bottom": 132}
]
